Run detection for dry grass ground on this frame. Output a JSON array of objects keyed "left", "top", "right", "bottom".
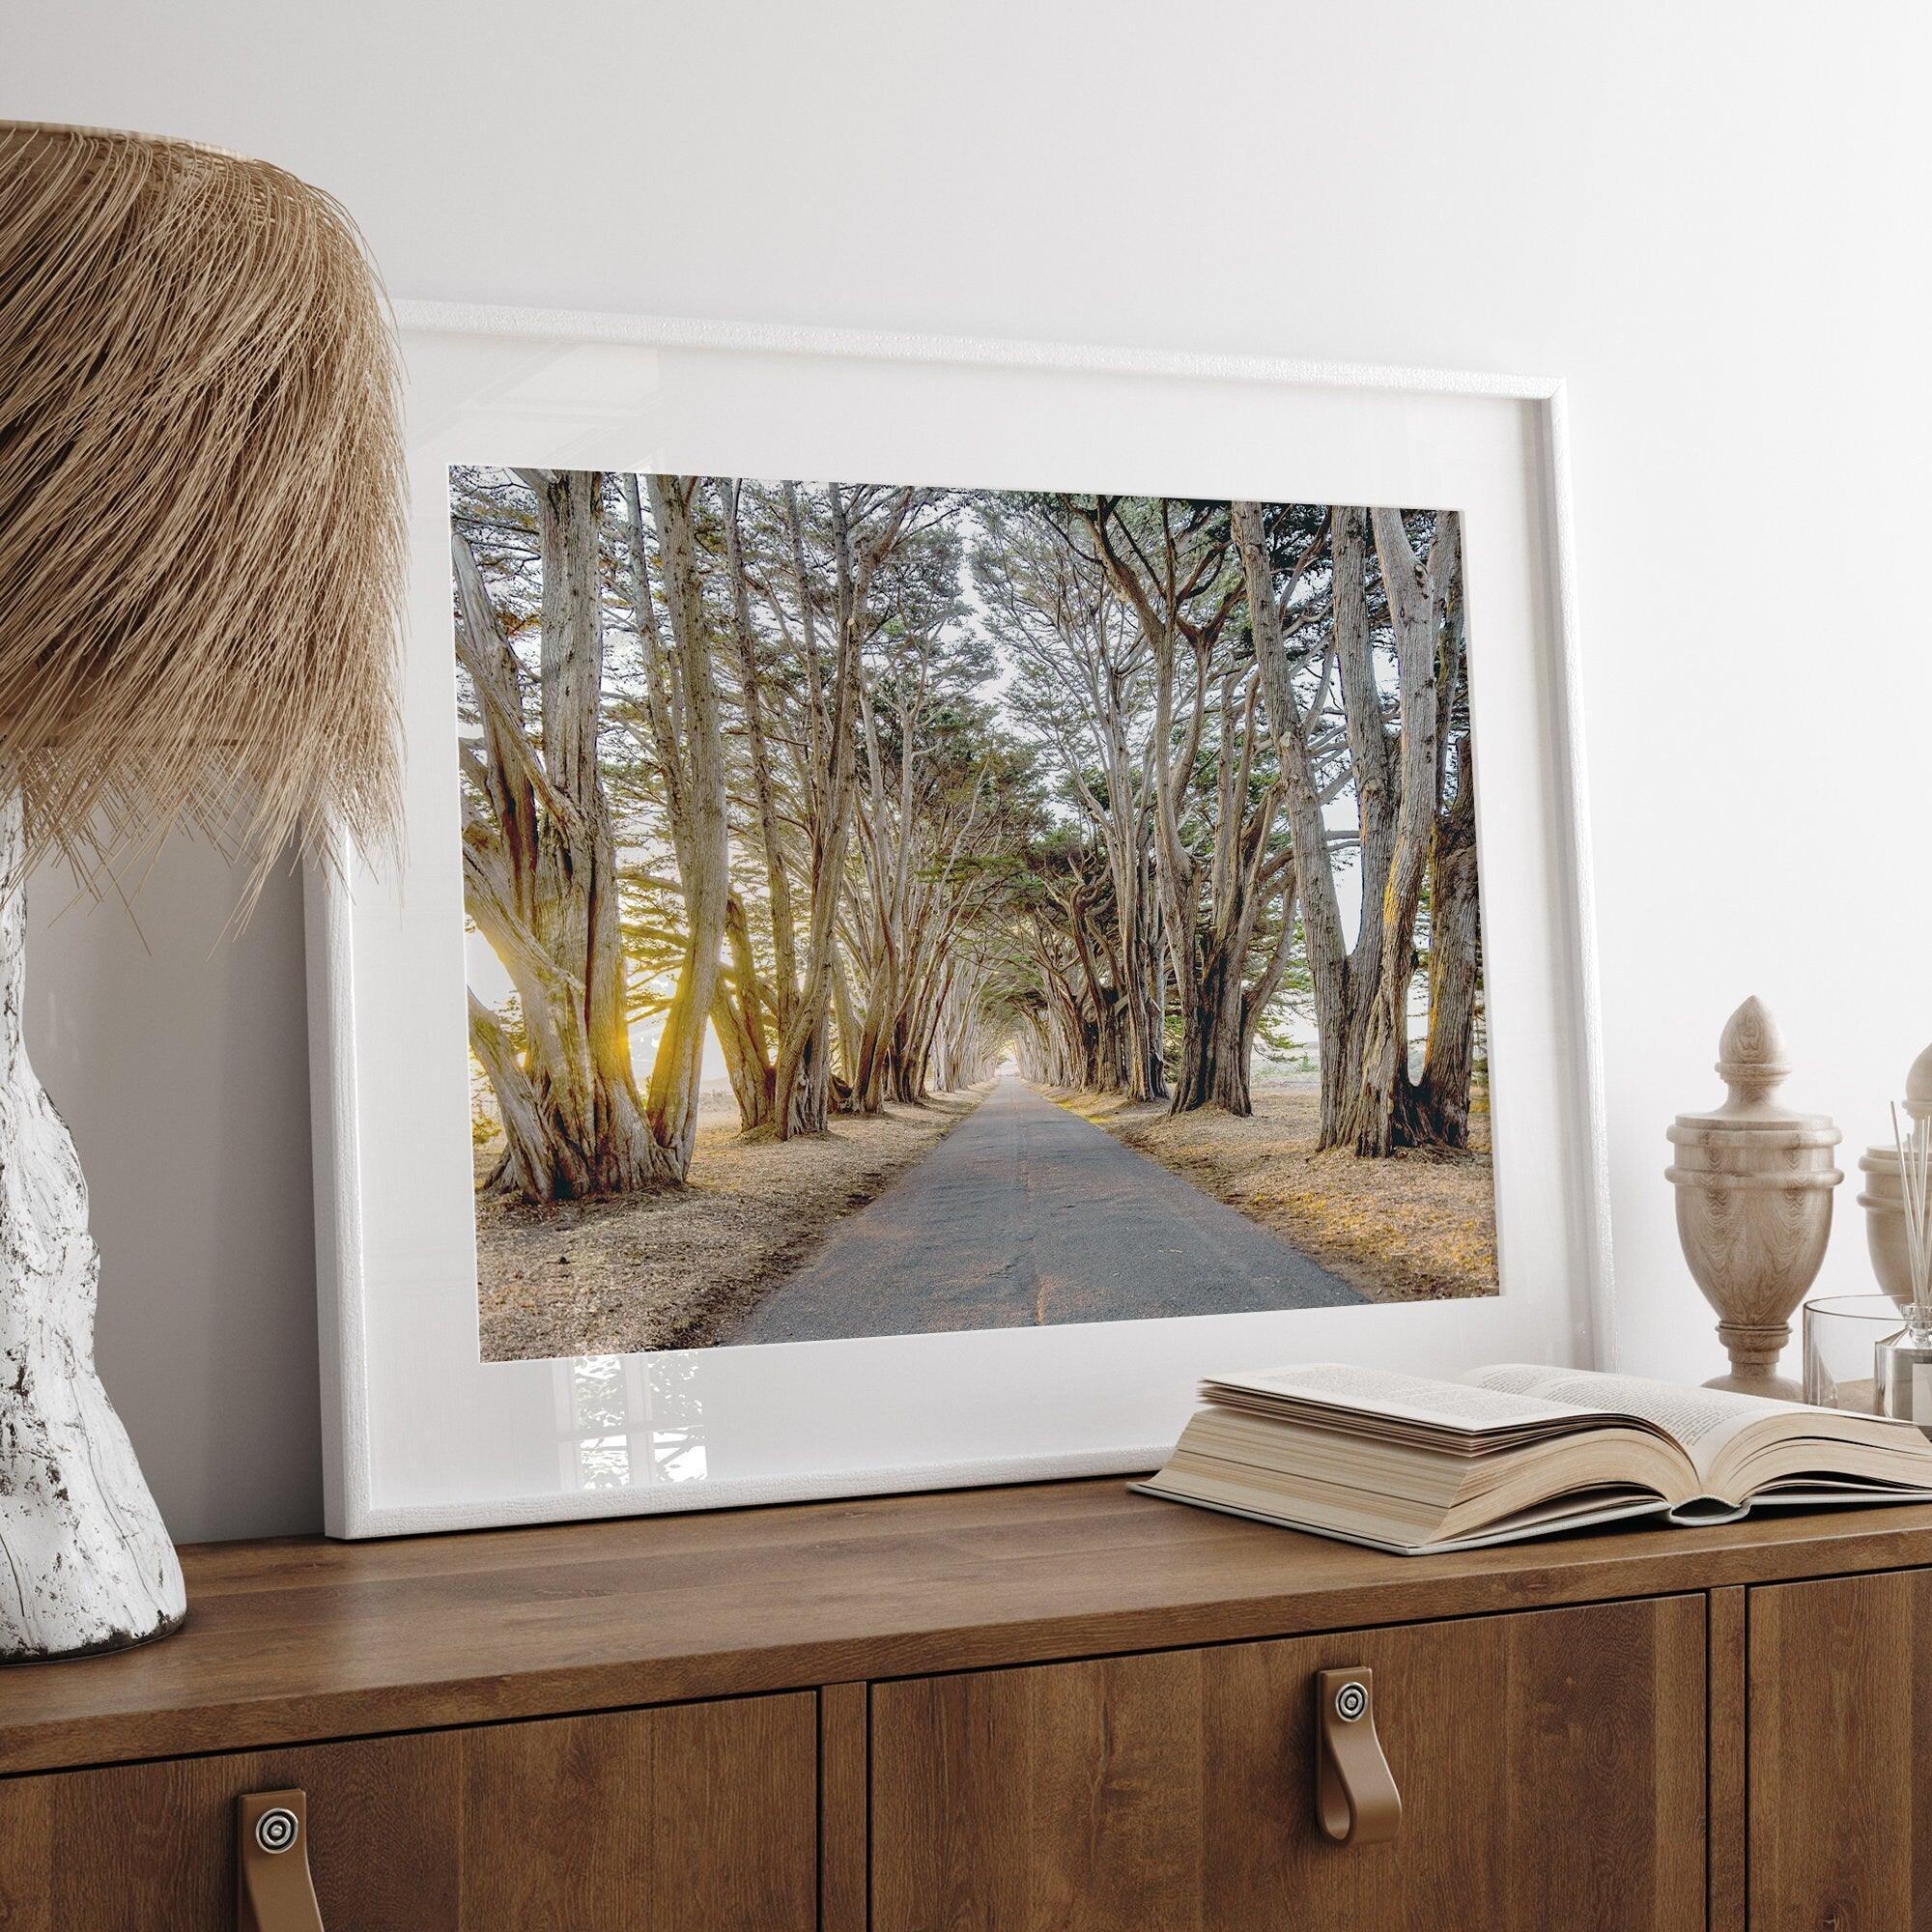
[
  {"left": 1055, "top": 1078, "right": 1496, "bottom": 1303},
  {"left": 475, "top": 1086, "right": 989, "bottom": 1361}
]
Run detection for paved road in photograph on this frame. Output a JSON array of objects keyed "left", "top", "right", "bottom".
[{"left": 722, "top": 1076, "right": 1362, "bottom": 1345}]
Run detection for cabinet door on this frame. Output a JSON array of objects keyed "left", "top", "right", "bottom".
[
  {"left": 1749, "top": 1568, "right": 1932, "bottom": 1931},
  {"left": 0, "top": 1691, "right": 816, "bottom": 1931},
  {"left": 871, "top": 1596, "right": 1704, "bottom": 1932}
]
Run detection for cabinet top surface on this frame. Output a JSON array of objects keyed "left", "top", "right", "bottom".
[{"left": 4, "top": 1476, "right": 1931, "bottom": 1776}]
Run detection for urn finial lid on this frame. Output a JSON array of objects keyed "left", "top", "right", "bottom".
[
  {"left": 1907, "top": 1041, "right": 1932, "bottom": 1120},
  {"left": 1672, "top": 995, "right": 1835, "bottom": 1133},
  {"left": 1715, "top": 995, "right": 1787, "bottom": 1104},
  {"left": 1855, "top": 1040, "right": 1932, "bottom": 1165}
]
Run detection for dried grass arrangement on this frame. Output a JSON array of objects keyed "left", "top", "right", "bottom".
[{"left": 0, "top": 121, "right": 407, "bottom": 894}]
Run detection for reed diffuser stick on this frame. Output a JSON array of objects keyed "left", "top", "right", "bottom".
[{"left": 1889, "top": 1101, "right": 1932, "bottom": 1339}]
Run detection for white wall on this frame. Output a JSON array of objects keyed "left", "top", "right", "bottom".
[{"left": 9, "top": 1, "right": 1930, "bottom": 1541}]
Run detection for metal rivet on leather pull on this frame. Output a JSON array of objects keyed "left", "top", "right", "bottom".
[
  {"left": 255, "top": 1806, "right": 299, "bottom": 1854},
  {"left": 1332, "top": 1681, "right": 1369, "bottom": 1723}
]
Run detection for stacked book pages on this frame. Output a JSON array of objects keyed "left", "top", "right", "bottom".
[{"left": 1135, "top": 1361, "right": 1932, "bottom": 1554}]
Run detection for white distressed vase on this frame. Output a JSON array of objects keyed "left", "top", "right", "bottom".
[{"left": 0, "top": 791, "right": 185, "bottom": 1659}]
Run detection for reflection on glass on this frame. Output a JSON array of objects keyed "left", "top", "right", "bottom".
[
  {"left": 558, "top": 1352, "right": 707, "bottom": 1492},
  {"left": 568, "top": 1355, "right": 630, "bottom": 1488},
  {"left": 642, "top": 1350, "right": 707, "bottom": 1485},
  {"left": 572, "top": 1354, "right": 626, "bottom": 1431}
]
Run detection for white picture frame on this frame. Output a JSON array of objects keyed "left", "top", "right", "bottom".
[{"left": 305, "top": 301, "right": 1613, "bottom": 1538}]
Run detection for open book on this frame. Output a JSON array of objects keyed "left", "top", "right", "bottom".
[{"left": 1132, "top": 1362, "right": 1932, "bottom": 1554}]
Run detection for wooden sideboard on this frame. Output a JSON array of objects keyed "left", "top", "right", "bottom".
[{"left": 0, "top": 1476, "right": 1927, "bottom": 1929}]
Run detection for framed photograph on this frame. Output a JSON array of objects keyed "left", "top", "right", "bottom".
[{"left": 305, "top": 303, "right": 1611, "bottom": 1537}]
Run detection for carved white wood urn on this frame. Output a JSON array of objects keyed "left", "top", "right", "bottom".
[
  {"left": 0, "top": 797, "right": 185, "bottom": 1658},
  {"left": 1665, "top": 998, "right": 1843, "bottom": 1401}
]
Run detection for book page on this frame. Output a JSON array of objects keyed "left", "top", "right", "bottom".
[
  {"left": 1464, "top": 1365, "right": 1803, "bottom": 1479},
  {"left": 1208, "top": 1362, "right": 1600, "bottom": 1435}
]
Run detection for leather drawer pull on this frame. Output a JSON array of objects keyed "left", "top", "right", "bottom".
[
  {"left": 238, "top": 1789, "right": 325, "bottom": 1931},
  {"left": 1315, "top": 1667, "right": 1401, "bottom": 1846}
]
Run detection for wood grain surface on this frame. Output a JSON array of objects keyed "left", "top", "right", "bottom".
[
  {"left": 0, "top": 1692, "right": 815, "bottom": 1931},
  {"left": 818, "top": 1682, "right": 868, "bottom": 1932},
  {"left": 1, "top": 1478, "right": 1930, "bottom": 1776},
  {"left": 1748, "top": 1568, "right": 1932, "bottom": 1931},
  {"left": 870, "top": 1593, "right": 1707, "bottom": 1931},
  {"left": 1707, "top": 1584, "right": 1747, "bottom": 1932}
]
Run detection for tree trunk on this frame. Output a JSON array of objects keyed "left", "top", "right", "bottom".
[
  {"left": 720, "top": 482, "right": 798, "bottom": 1005},
  {"left": 1235, "top": 879, "right": 1299, "bottom": 1110},
  {"left": 0, "top": 788, "right": 185, "bottom": 1660},
  {"left": 1349, "top": 508, "right": 1461, "bottom": 1157},
  {"left": 454, "top": 520, "right": 594, "bottom": 1201},
  {"left": 467, "top": 991, "right": 552, "bottom": 1198},
  {"left": 1418, "top": 739, "right": 1480, "bottom": 1148},
  {"left": 1148, "top": 622, "right": 1208, "bottom": 1113},
  {"left": 1123, "top": 865, "right": 1169, "bottom": 1101},
  {"left": 1167, "top": 937, "right": 1253, "bottom": 1116},
  {"left": 1066, "top": 885, "right": 1128, "bottom": 1094},
  {"left": 848, "top": 978, "right": 892, "bottom": 1115},
  {"left": 1234, "top": 499, "right": 1356, "bottom": 1148},
  {"left": 527, "top": 471, "right": 627, "bottom": 1185},
  {"left": 639, "top": 475, "right": 731, "bottom": 1179},
  {"left": 708, "top": 481, "right": 795, "bottom": 1138},
  {"left": 458, "top": 471, "right": 684, "bottom": 1197},
  {"left": 830, "top": 950, "right": 861, "bottom": 1090},
  {"left": 712, "top": 894, "right": 776, "bottom": 1135},
  {"left": 769, "top": 485, "right": 895, "bottom": 1139},
  {"left": 537, "top": 471, "right": 662, "bottom": 1193},
  {"left": 1327, "top": 505, "right": 1391, "bottom": 1141},
  {"left": 781, "top": 1018, "right": 833, "bottom": 1137}
]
